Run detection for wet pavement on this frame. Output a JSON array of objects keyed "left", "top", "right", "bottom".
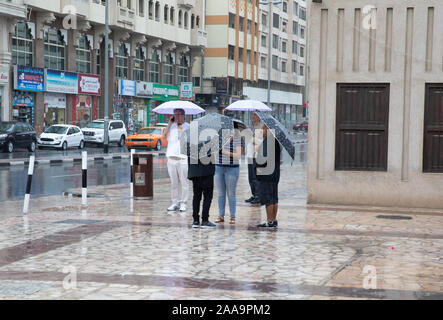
[{"left": 0, "top": 138, "right": 442, "bottom": 300}]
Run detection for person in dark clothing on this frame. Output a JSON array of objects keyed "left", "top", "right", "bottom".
[
  {"left": 255, "top": 125, "right": 281, "bottom": 228},
  {"left": 187, "top": 144, "right": 217, "bottom": 229}
]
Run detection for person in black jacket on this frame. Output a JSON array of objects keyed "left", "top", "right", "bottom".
[
  {"left": 255, "top": 125, "right": 281, "bottom": 228},
  {"left": 188, "top": 143, "right": 217, "bottom": 229}
]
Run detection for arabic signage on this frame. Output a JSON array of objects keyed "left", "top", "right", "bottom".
[
  {"left": 45, "top": 69, "right": 78, "bottom": 94},
  {"left": 136, "top": 81, "right": 154, "bottom": 97},
  {"left": 118, "top": 80, "right": 136, "bottom": 96},
  {"left": 14, "top": 65, "right": 45, "bottom": 92},
  {"left": 78, "top": 74, "right": 101, "bottom": 95},
  {"left": 180, "top": 82, "right": 193, "bottom": 99}
]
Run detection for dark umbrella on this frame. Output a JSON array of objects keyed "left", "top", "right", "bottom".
[
  {"left": 180, "top": 113, "right": 235, "bottom": 159},
  {"left": 256, "top": 112, "right": 296, "bottom": 160}
]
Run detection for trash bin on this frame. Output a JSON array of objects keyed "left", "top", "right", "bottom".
[{"left": 132, "top": 153, "right": 153, "bottom": 198}]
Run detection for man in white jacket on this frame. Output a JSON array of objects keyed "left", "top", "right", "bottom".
[{"left": 162, "top": 108, "right": 190, "bottom": 212}]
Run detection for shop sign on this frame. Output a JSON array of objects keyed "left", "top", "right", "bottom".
[
  {"left": 12, "top": 91, "right": 34, "bottom": 107},
  {"left": 180, "top": 82, "right": 193, "bottom": 99},
  {"left": 136, "top": 81, "right": 154, "bottom": 97},
  {"left": 44, "top": 93, "right": 66, "bottom": 110},
  {"left": 0, "top": 66, "right": 9, "bottom": 84},
  {"left": 45, "top": 69, "right": 78, "bottom": 94},
  {"left": 78, "top": 74, "right": 101, "bottom": 95},
  {"left": 152, "top": 84, "right": 179, "bottom": 101},
  {"left": 215, "top": 77, "right": 229, "bottom": 94},
  {"left": 118, "top": 80, "right": 136, "bottom": 96},
  {"left": 14, "top": 65, "right": 44, "bottom": 92}
]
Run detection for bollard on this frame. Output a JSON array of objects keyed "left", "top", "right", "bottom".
[
  {"left": 23, "top": 155, "right": 35, "bottom": 214},
  {"left": 130, "top": 149, "right": 135, "bottom": 197},
  {"left": 82, "top": 151, "right": 87, "bottom": 206}
]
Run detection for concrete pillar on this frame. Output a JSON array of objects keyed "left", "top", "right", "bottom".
[
  {"left": 66, "top": 29, "right": 76, "bottom": 124},
  {"left": 34, "top": 37, "right": 45, "bottom": 134},
  {"left": 0, "top": 19, "right": 11, "bottom": 122}
]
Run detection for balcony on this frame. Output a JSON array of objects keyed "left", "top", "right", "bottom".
[
  {"left": 116, "top": 6, "right": 135, "bottom": 27},
  {"left": 191, "top": 29, "right": 207, "bottom": 48},
  {"left": 177, "top": 0, "right": 195, "bottom": 9}
]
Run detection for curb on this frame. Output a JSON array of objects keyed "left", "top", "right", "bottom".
[{"left": 0, "top": 152, "right": 166, "bottom": 168}]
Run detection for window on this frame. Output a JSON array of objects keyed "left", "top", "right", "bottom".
[
  {"left": 246, "top": 50, "right": 251, "bottom": 65},
  {"left": 273, "top": 13, "right": 279, "bottom": 28},
  {"left": 272, "top": 55, "right": 278, "bottom": 70},
  {"left": 293, "top": 21, "right": 298, "bottom": 35},
  {"left": 335, "top": 84, "right": 390, "bottom": 171},
  {"left": 149, "top": 51, "right": 160, "bottom": 83},
  {"left": 262, "top": 13, "right": 267, "bottom": 27},
  {"left": 283, "top": 1, "right": 287, "bottom": 13},
  {"left": 299, "top": 64, "right": 304, "bottom": 76},
  {"left": 300, "top": 46, "right": 304, "bottom": 58},
  {"left": 155, "top": 1, "right": 160, "bottom": 21},
  {"left": 272, "top": 34, "right": 279, "bottom": 49},
  {"left": 300, "top": 8, "right": 306, "bottom": 20},
  {"left": 192, "top": 76, "right": 201, "bottom": 88},
  {"left": 178, "top": 10, "right": 183, "bottom": 27},
  {"left": 239, "top": 48, "right": 243, "bottom": 61},
  {"left": 247, "top": 20, "right": 251, "bottom": 34},
  {"left": 116, "top": 43, "right": 129, "bottom": 79},
  {"left": 164, "top": 5, "right": 168, "bottom": 23},
  {"left": 133, "top": 46, "right": 145, "bottom": 81},
  {"left": 282, "top": 41, "right": 287, "bottom": 53},
  {"left": 300, "top": 27, "right": 305, "bottom": 39},
  {"left": 423, "top": 84, "right": 443, "bottom": 172},
  {"left": 239, "top": 17, "right": 244, "bottom": 32},
  {"left": 228, "top": 45, "right": 235, "bottom": 60},
  {"left": 261, "top": 35, "right": 266, "bottom": 48},
  {"left": 96, "top": 49, "right": 101, "bottom": 75},
  {"left": 44, "top": 28, "right": 66, "bottom": 70},
  {"left": 148, "top": 0, "right": 153, "bottom": 19},
  {"left": 139, "top": 0, "right": 144, "bottom": 16},
  {"left": 292, "top": 40, "right": 297, "bottom": 55},
  {"left": 196, "top": 16, "right": 200, "bottom": 28},
  {"left": 184, "top": 11, "right": 189, "bottom": 29},
  {"left": 293, "top": 1, "right": 298, "bottom": 16},
  {"left": 163, "top": 53, "right": 174, "bottom": 85},
  {"left": 178, "top": 55, "right": 189, "bottom": 84},
  {"left": 229, "top": 13, "right": 235, "bottom": 28},
  {"left": 127, "top": 0, "right": 132, "bottom": 10},
  {"left": 292, "top": 60, "right": 297, "bottom": 74},
  {"left": 76, "top": 34, "right": 92, "bottom": 73},
  {"left": 281, "top": 60, "right": 287, "bottom": 73},
  {"left": 282, "top": 20, "right": 287, "bottom": 33},
  {"left": 261, "top": 56, "right": 267, "bottom": 68},
  {"left": 12, "top": 21, "right": 34, "bottom": 67},
  {"left": 191, "top": 14, "right": 195, "bottom": 28},
  {"left": 170, "top": 7, "right": 175, "bottom": 24}
]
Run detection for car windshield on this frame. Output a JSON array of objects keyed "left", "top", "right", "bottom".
[
  {"left": 86, "top": 122, "right": 104, "bottom": 129},
  {"left": 0, "top": 122, "right": 14, "bottom": 133},
  {"left": 138, "top": 128, "right": 162, "bottom": 135},
  {"left": 44, "top": 126, "right": 68, "bottom": 134}
]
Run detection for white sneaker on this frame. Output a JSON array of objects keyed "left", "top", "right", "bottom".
[
  {"left": 179, "top": 204, "right": 187, "bottom": 212},
  {"left": 167, "top": 204, "right": 179, "bottom": 212}
]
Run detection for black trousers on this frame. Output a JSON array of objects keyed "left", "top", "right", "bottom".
[
  {"left": 248, "top": 159, "right": 260, "bottom": 198},
  {"left": 191, "top": 175, "right": 214, "bottom": 222}
]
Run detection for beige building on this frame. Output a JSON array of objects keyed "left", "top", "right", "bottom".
[
  {"left": 201, "top": 0, "right": 306, "bottom": 127},
  {"left": 307, "top": 0, "right": 443, "bottom": 209},
  {"left": 3, "top": 0, "right": 207, "bottom": 132}
]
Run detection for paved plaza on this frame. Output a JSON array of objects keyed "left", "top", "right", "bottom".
[{"left": 0, "top": 159, "right": 442, "bottom": 300}]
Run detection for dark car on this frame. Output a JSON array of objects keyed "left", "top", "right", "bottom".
[
  {"left": 0, "top": 121, "right": 37, "bottom": 153},
  {"left": 293, "top": 120, "right": 309, "bottom": 132}
]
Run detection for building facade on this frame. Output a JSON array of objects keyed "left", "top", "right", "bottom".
[
  {"left": 202, "top": 0, "right": 306, "bottom": 127},
  {"left": 2, "top": 0, "right": 206, "bottom": 133},
  {"left": 308, "top": 0, "right": 443, "bottom": 209}
]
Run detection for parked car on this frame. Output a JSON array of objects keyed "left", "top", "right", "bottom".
[
  {"left": 37, "top": 125, "right": 84, "bottom": 150},
  {"left": 125, "top": 126, "right": 168, "bottom": 151},
  {"left": 293, "top": 120, "right": 309, "bottom": 132},
  {"left": 82, "top": 120, "right": 127, "bottom": 147},
  {"left": 0, "top": 121, "right": 37, "bottom": 153}
]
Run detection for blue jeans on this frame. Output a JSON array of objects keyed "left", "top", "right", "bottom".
[{"left": 215, "top": 165, "right": 240, "bottom": 218}]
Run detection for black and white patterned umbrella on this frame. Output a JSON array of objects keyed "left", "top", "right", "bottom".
[
  {"left": 180, "top": 113, "right": 235, "bottom": 159},
  {"left": 256, "top": 112, "right": 296, "bottom": 160}
]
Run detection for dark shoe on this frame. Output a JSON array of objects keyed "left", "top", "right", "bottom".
[
  {"left": 192, "top": 221, "right": 200, "bottom": 228},
  {"left": 250, "top": 197, "right": 261, "bottom": 204},
  {"left": 270, "top": 220, "right": 278, "bottom": 228},
  {"left": 200, "top": 221, "right": 216, "bottom": 229},
  {"left": 245, "top": 196, "right": 254, "bottom": 203},
  {"left": 257, "top": 221, "right": 273, "bottom": 228}
]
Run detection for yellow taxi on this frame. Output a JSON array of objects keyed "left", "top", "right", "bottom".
[{"left": 125, "top": 126, "right": 168, "bottom": 151}]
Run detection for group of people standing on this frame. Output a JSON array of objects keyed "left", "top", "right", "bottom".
[{"left": 162, "top": 108, "right": 281, "bottom": 229}]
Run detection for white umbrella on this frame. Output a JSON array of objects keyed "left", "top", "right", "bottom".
[
  {"left": 225, "top": 100, "right": 272, "bottom": 112},
  {"left": 152, "top": 100, "right": 205, "bottom": 115}
]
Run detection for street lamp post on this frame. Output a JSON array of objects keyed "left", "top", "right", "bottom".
[
  {"left": 259, "top": 1, "right": 281, "bottom": 110},
  {"left": 104, "top": 0, "right": 109, "bottom": 154}
]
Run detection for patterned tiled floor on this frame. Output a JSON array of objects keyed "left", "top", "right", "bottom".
[{"left": 0, "top": 161, "right": 442, "bottom": 300}]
